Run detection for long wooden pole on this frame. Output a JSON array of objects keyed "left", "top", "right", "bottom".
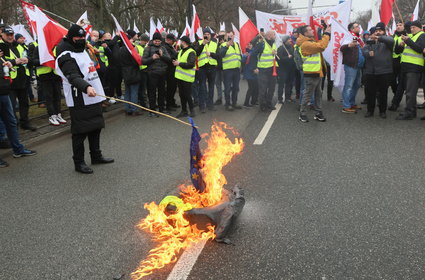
[
  {"left": 393, "top": 0, "right": 404, "bottom": 24},
  {"left": 96, "top": 94, "right": 196, "bottom": 128}
]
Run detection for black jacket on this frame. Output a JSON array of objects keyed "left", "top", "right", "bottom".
[
  {"left": 277, "top": 43, "right": 296, "bottom": 71},
  {"left": 119, "top": 45, "right": 141, "bottom": 85},
  {"left": 362, "top": 35, "right": 394, "bottom": 75},
  {"left": 142, "top": 42, "right": 171, "bottom": 75},
  {"left": 56, "top": 38, "right": 104, "bottom": 134},
  {"left": 395, "top": 32, "right": 425, "bottom": 73}
]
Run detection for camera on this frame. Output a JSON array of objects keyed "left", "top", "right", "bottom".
[
  {"left": 204, "top": 36, "right": 208, "bottom": 40},
  {"left": 366, "top": 39, "right": 376, "bottom": 45}
]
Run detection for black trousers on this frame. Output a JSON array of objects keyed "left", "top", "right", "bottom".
[
  {"left": 177, "top": 79, "right": 194, "bottom": 113},
  {"left": 295, "top": 69, "right": 301, "bottom": 96},
  {"left": 148, "top": 72, "right": 166, "bottom": 111},
  {"left": 365, "top": 74, "right": 391, "bottom": 114},
  {"left": 10, "top": 87, "right": 29, "bottom": 124},
  {"left": 108, "top": 67, "right": 123, "bottom": 97},
  {"left": 277, "top": 67, "right": 295, "bottom": 101},
  {"left": 321, "top": 63, "right": 334, "bottom": 100},
  {"left": 244, "top": 79, "right": 259, "bottom": 106},
  {"left": 72, "top": 129, "right": 102, "bottom": 164},
  {"left": 41, "top": 79, "right": 62, "bottom": 116},
  {"left": 166, "top": 68, "right": 177, "bottom": 108}
]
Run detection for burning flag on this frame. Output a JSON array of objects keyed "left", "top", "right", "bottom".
[
  {"left": 189, "top": 118, "right": 206, "bottom": 192},
  {"left": 130, "top": 122, "right": 244, "bottom": 279}
]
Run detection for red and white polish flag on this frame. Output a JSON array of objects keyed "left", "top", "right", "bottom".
[
  {"left": 111, "top": 14, "right": 142, "bottom": 66},
  {"left": 239, "top": 7, "right": 259, "bottom": 53}
]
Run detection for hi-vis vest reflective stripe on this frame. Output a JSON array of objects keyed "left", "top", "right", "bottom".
[
  {"left": 6, "top": 45, "right": 30, "bottom": 79},
  {"left": 175, "top": 48, "right": 196, "bottom": 83},
  {"left": 98, "top": 46, "right": 109, "bottom": 67},
  {"left": 220, "top": 42, "right": 241, "bottom": 70},
  {"left": 197, "top": 40, "right": 218, "bottom": 67},
  {"left": 393, "top": 35, "right": 402, "bottom": 59},
  {"left": 135, "top": 45, "right": 147, "bottom": 70},
  {"left": 401, "top": 31, "right": 425, "bottom": 66},
  {"left": 300, "top": 46, "right": 321, "bottom": 72},
  {"left": 257, "top": 42, "right": 277, "bottom": 68}
]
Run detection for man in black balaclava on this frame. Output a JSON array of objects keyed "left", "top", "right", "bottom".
[{"left": 55, "top": 24, "right": 114, "bottom": 174}]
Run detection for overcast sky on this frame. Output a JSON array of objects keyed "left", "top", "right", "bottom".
[{"left": 288, "top": 0, "right": 371, "bottom": 17}]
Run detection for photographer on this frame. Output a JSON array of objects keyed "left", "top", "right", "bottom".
[
  {"left": 142, "top": 32, "right": 171, "bottom": 116},
  {"left": 194, "top": 28, "right": 219, "bottom": 112},
  {"left": 219, "top": 31, "right": 242, "bottom": 111},
  {"left": 340, "top": 22, "right": 365, "bottom": 114},
  {"left": 362, "top": 23, "right": 394, "bottom": 118}
]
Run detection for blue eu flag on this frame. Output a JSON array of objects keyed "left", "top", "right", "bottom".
[{"left": 189, "top": 117, "right": 205, "bottom": 192}]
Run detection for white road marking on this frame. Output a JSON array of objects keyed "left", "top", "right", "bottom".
[
  {"left": 253, "top": 103, "right": 283, "bottom": 145},
  {"left": 166, "top": 239, "right": 208, "bottom": 280}
]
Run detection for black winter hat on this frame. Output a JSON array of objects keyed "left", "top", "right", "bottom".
[
  {"left": 166, "top": 33, "right": 176, "bottom": 41},
  {"left": 203, "top": 27, "right": 211, "bottom": 34},
  {"left": 2, "top": 26, "right": 14, "bottom": 35},
  {"left": 15, "top": 33, "right": 24, "bottom": 40},
  {"left": 98, "top": 29, "right": 106, "bottom": 39},
  {"left": 180, "top": 36, "right": 191, "bottom": 45},
  {"left": 411, "top": 20, "right": 422, "bottom": 28},
  {"left": 67, "top": 24, "right": 86, "bottom": 39},
  {"left": 152, "top": 32, "right": 162, "bottom": 40},
  {"left": 140, "top": 34, "right": 150, "bottom": 42},
  {"left": 375, "top": 22, "right": 386, "bottom": 31},
  {"left": 126, "top": 29, "right": 137, "bottom": 40},
  {"left": 369, "top": 27, "right": 376, "bottom": 34}
]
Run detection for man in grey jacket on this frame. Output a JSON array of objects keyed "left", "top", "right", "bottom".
[{"left": 362, "top": 23, "right": 394, "bottom": 118}]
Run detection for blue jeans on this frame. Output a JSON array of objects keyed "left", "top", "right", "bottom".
[
  {"left": 223, "top": 68, "right": 241, "bottom": 106},
  {"left": 125, "top": 83, "right": 140, "bottom": 113},
  {"left": 0, "top": 118, "right": 6, "bottom": 140},
  {"left": 0, "top": 95, "right": 24, "bottom": 154},
  {"left": 198, "top": 67, "right": 216, "bottom": 109},
  {"left": 342, "top": 65, "right": 362, "bottom": 109}
]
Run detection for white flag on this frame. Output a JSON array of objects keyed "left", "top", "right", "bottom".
[
  {"left": 149, "top": 17, "right": 157, "bottom": 40},
  {"left": 412, "top": 0, "right": 420, "bottom": 21},
  {"left": 220, "top": 22, "right": 226, "bottom": 32},
  {"left": 76, "top": 11, "right": 92, "bottom": 40},
  {"left": 231, "top": 23, "right": 240, "bottom": 44},
  {"left": 133, "top": 20, "right": 140, "bottom": 33},
  {"left": 329, "top": 17, "right": 353, "bottom": 93},
  {"left": 11, "top": 24, "right": 34, "bottom": 44}
]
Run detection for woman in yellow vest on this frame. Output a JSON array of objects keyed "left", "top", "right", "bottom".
[{"left": 173, "top": 36, "right": 196, "bottom": 118}]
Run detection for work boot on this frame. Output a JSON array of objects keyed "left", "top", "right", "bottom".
[
  {"left": 75, "top": 162, "right": 93, "bottom": 174},
  {"left": 91, "top": 156, "right": 114, "bottom": 165}
]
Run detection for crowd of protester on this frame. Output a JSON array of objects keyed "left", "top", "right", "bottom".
[{"left": 1, "top": 18, "right": 425, "bottom": 168}]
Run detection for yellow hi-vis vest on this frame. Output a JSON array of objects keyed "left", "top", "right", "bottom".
[
  {"left": 135, "top": 44, "right": 147, "bottom": 70},
  {"left": 98, "top": 46, "right": 109, "bottom": 67},
  {"left": 300, "top": 46, "right": 321, "bottom": 73},
  {"left": 7, "top": 44, "right": 30, "bottom": 79},
  {"left": 175, "top": 48, "right": 196, "bottom": 83},
  {"left": 401, "top": 31, "right": 425, "bottom": 66},
  {"left": 220, "top": 42, "right": 241, "bottom": 70},
  {"left": 197, "top": 40, "right": 218, "bottom": 67},
  {"left": 257, "top": 41, "right": 277, "bottom": 68},
  {"left": 393, "top": 34, "right": 402, "bottom": 59},
  {"left": 31, "top": 42, "right": 53, "bottom": 77}
]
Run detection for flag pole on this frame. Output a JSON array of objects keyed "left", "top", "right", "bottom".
[
  {"left": 393, "top": 0, "right": 404, "bottom": 24},
  {"left": 42, "top": 9, "right": 75, "bottom": 25},
  {"left": 96, "top": 94, "right": 197, "bottom": 128}
]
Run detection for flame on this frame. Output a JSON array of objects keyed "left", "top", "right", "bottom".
[{"left": 130, "top": 122, "right": 244, "bottom": 280}]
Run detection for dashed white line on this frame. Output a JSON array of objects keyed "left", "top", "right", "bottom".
[
  {"left": 253, "top": 103, "right": 283, "bottom": 145},
  {"left": 166, "top": 239, "right": 208, "bottom": 280}
]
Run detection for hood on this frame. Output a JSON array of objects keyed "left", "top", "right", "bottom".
[{"left": 296, "top": 34, "right": 313, "bottom": 46}]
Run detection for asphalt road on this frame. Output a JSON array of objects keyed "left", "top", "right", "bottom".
[{"left": 2, "top": 82, "right": 425, "bottom": 280}]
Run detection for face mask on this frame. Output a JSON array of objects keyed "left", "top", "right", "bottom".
[{"left": 74, "top": 39, "right": 86, "bottom": 49}]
